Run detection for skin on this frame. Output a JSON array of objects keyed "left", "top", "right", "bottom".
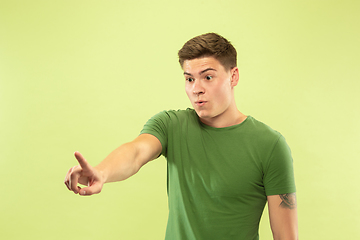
[
  {"left": 268, "top": 193, "right": 299, "bottom": 240},
  {"left": 182, "top": 57, "right": 247, "bottom": 128},
  {"left": 64, "top": 56, "right": 298, "bottom": 239},
  {"left": 64, "top": 134, "right": 162, "bottom": 195}
]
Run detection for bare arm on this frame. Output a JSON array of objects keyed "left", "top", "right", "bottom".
[
  {"left": 268, "top": 193, "right": 298, "bottom": 240},
  {"left": 96, "top": 133, "right": 162, "bottom": 183},
  {"left": 64, "top": 133, "right": 162, "bottom": 196}
]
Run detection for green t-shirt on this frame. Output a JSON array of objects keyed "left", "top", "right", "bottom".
[{"left": 140, "top": 109, "right": 296, "bottom": 240}]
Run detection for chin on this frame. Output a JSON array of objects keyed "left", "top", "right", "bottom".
[{"left": 195, "top": 109, "right": 212, "bottom": 119}]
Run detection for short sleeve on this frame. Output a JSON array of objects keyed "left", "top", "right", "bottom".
[
  {"left": 140, "top": 110, "right": 170, "bottom": 157},
  {"left": 263, "top": 135, "right": 296, "bottom": 196}
]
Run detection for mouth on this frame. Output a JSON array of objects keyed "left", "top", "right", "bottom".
[{"left": 195, "top": 100, "right": 207, "bottom": 107}]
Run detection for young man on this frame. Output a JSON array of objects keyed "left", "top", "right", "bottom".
[{"left": 64, "top": 33, "right": 298, "bottom": 240}]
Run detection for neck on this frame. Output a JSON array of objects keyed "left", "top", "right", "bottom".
[{"left": 200, "top": 104, "right": 247, "bottom": 128}]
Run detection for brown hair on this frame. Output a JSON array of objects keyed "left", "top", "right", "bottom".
[{"left": 178, "top": 33, "right": 237, "bottom": 70}]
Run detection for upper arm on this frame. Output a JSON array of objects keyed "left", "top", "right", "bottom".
[
  {"left": 131, "top": 133, "right": 163, "bottom": 168},
  {"left": 267, "top": 193, "right": 298, "bottom": 240}
]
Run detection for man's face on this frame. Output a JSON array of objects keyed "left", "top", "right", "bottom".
[{"left": 183, "top": 57, "right": 239, "bottom": 122}]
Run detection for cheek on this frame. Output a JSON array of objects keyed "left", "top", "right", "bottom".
[
  {"left": 215, "top": 83, "right": 231, "bottom": 101},
  {"left": 214, "top": 93, "right": 232, "bottom": 110},
  {"left": 185, "top": 86, "right": 191, "bottom": 97},
  {"left": 185, "top": 86, "right": 193, "bottom": 100}
]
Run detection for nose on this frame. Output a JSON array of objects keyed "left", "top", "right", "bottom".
[{"left": 193, "top": 80, "right": 205, "bottom": 95}]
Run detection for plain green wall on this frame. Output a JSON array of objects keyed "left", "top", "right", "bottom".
[{"left": 1, "top": 0, "right": 359, "bottom": 239}]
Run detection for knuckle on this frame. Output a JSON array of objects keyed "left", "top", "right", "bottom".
[{"left": 64, "top": 182, "right": 70, "bottom": 190}]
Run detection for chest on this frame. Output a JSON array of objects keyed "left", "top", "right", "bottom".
[{"left": 167, "top": 128, "right": 266, "bottom": 198}]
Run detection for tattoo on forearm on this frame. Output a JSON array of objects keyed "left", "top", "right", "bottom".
[{"left": 279, "top": 193, "right": 297, "bottom": 209}]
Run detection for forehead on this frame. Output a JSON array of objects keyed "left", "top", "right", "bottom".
[{"left": 182, "top": 57, "right": 226, "bottom": 73}]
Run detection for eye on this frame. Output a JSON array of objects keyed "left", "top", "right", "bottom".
[
  {"left": 206, "top": 75, "right": 212, "bottom": 80},
  {"left": 186, "top": 77, "right": 195, "bottom": 82}
]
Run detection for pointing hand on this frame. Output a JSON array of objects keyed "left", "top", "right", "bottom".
[{"left": 64, "top": 152, "right": 104, "bottom": 196}]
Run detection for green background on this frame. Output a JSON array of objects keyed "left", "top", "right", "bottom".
[{"left": 1, "top": 0, "right": 359, "bottom": 239}]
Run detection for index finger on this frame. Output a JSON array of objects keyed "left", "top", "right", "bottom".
[{"left": 74, "top": 151, "right": 91, "bottom": 170}]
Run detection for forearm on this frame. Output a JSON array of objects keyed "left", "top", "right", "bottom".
[
  {"left": 95, "top": 142, "right": 141, "bottom": 183},
  {"left": 272, "top": 222, "right": 298, "bottom": 240}
]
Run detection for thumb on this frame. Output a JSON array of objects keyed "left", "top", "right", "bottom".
[
  {"left": 79, "top": 182, "right": 103, "bottom": 196},
  {"left": 74, "top": 151, "right": 92, "bottom": 170}
]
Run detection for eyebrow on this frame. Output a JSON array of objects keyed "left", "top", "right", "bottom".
[{"left": 183, "top": 68, "right": 217, "bottom": 76}]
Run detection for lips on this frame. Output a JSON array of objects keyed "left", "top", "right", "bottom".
[{"left": 195, "top": 100, "right": 207, "bottom": 107}]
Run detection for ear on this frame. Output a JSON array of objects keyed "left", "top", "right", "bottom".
[{"left": 230, "top": 67, "right": 239, "bottom": 87}]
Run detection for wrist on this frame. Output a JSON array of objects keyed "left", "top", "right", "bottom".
[{"left": 94, "top": 166, "right": 108, "bottom": 184}]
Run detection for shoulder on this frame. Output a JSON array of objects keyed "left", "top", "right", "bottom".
[
  {"left": 150, "top": 108, "right": 196, "bottom": 121},
  {"left": 165, "top": 108, "right": 196, "bottom": 117},
  {"left": 142, "top": 108, "right": 197, "bottom": 130},
  {"left": 241, "top": 116, "right": 291, "bottom": 158},
  {"left": 245, "top": 116, "right": 282, "bottom": 140}
]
